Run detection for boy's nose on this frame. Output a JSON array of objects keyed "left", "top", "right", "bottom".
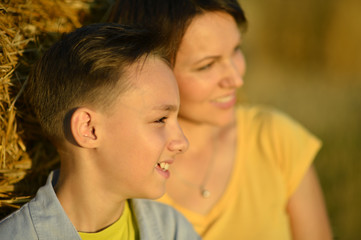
[{"left": 169, "top": 124, "right": 189, "bottom": 154}]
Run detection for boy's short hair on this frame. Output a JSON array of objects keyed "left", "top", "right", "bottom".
[{"left": 26, "top": 23, "right": 171, "bottom": 142}]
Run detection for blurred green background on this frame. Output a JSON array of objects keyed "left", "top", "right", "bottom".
[{"left": 240, "top": 0, "right": 361, "bottom": 239}]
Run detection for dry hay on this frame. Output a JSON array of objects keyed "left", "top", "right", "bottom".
[{"left": 0, "top": 0, "right": 108, "bottom": 218}]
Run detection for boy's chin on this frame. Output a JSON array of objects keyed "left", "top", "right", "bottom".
[
  {"left": 137, "top": 188, "right": 166, "bottom": 200},
  {"left": 151, "top": 190, "right": 166, "bottom": 200}
]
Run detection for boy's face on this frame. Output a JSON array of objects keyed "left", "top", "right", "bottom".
[{"left": 96, "top": 56, "right": 188, "bottom": 199}]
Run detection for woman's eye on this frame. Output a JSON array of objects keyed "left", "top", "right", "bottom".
[
  {"left": 155, "top": 117, "right": 168, "bottom": 124},
  {"left": 197, "top": 61, "right": 214, "bottom": 71}
]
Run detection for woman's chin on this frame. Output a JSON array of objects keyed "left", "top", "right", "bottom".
[{"left": 179, "top": 110, "right": 236, "bottom": 128}]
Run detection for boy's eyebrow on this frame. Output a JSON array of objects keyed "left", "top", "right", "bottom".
[{"left": 153, "top": 104, "right": 178, "bottom": 112}]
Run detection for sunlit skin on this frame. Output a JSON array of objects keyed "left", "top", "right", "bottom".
[
  {"left": 55, "top": 56, "right": 188, "bottom": 232},
  {"left": 95, "top": 57, "right": 188, "bottom": 200}
]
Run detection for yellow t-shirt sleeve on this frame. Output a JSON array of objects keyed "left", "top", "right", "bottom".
[{"left": 260, "top": 108, "right": 322, "bottom": 198}]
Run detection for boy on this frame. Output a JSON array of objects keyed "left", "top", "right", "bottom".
[{"left": 0, "top": 23, "right": 200, "bottom": 240}]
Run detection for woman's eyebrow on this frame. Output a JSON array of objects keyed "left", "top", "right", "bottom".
[{"left": 193, "top": 55, "right": 220, "bottom": 65}]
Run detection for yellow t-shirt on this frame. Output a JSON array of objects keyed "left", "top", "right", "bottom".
[
  {"left": 78, "top": 200, "right": 139, "bottom": 240},
  {"left": 157, "top": 105, "right": 321, "bottom": 240}
]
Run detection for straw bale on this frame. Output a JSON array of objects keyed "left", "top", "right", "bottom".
[{"left": 0, "top": 0, "right": 109, "bottom": 219}]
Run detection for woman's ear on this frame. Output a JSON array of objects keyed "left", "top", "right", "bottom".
[{"left": 70, "top": 108, "right": 99, "bottom": 148}]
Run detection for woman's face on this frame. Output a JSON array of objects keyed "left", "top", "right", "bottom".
[{"left": 174, "top": 11, "right": 246, "bottom": 127}]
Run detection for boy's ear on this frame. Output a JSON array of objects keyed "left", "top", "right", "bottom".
[{"left": 71, "top": 108, "right": 99, "bottom": 148}]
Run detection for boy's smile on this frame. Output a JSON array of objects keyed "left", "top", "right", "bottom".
[
  {"left": 95, "top": 56, "right": 188, "bottom": 200},
  {"left": 155, "top": 159, "right": 175, "bottom": 179}
]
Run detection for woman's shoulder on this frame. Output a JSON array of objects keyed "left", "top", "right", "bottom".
[
  {"left": 236, "top": 104, "right": 292, "bottom": 127},
  {"left": 235, "top": 104, "right": 315, "bottom": 147},
  {"left": 235, "top": 104, "right": 320, "bottom": 155}
]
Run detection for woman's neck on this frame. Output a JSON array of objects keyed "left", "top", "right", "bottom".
[
  {"left": 166, "top": 116, "right": 238, "bottom": 214},
  {"left": 178, "top": 117, "right": 235, "bottom": 152}
]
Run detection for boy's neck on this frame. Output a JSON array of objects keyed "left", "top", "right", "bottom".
[{"left": 54, "top": 154, "right": 126, "bottom": 233}]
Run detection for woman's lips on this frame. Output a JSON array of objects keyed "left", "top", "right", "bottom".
[{"left": 211, "top": 94, "right": 237, "bottom": 109}]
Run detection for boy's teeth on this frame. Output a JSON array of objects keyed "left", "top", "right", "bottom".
[{"left": 159, "top": 162, "right": 169, "bottom": 171}]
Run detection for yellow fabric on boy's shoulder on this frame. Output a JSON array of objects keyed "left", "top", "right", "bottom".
[
  {"left": 157, "top": 105, "right": 322, "bottom": 240},
  {"left": 78, "top": 200, "right": 139, "bottom": 240}
]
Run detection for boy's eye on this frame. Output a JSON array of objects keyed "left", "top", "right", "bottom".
[
  {"left": 155, "top": 116, "right": 168, "bottom": 124},
  {"left": 233, "top": 45, "right": 243, "bottom": 55}
]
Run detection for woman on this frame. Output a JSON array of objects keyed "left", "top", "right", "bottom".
[{"left": 108, "top": 0, "right": 332, "bottom": 239}]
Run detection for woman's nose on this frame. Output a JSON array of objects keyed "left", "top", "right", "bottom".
[{"left": 220, "top": 55, "right": 246, "bottom": 88}]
